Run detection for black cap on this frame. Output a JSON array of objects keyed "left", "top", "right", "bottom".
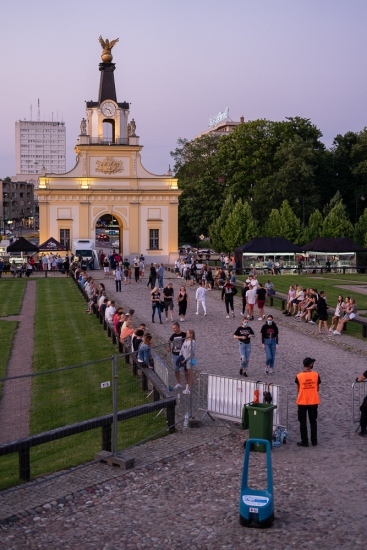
[{"left": 303, "top": 357, "right": 315, "bottom": 367}]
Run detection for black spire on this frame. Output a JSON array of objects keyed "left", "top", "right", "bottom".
[{"left": 98, "top": 62, "right": 117, "bottom": 104}]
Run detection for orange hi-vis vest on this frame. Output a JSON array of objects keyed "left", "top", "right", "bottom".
[{"left": 296, "top": 371, "right": 320, "bottom": 405}]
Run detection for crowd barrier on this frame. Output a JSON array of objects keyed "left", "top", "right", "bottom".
[
  {"left": 198, "top": 373, "right": 288, "bottom": 429},
  {"left": 351, "top": 380, "right": 367, "bottom": 424}
]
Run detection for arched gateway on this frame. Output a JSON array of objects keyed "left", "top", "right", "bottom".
[{"left": 37, "top": 37, "right": 180, "bottom": 264}]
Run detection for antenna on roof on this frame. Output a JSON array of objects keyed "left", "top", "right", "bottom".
[{"left": 37, "top": 98, "right": 40, "bottom": 121}]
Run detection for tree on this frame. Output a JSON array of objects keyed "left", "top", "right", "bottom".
[
  {"left": 303, "top": 209, "right": 323, "bottom": 243},
  {"left": 209, "top": 195, "right": 235, "bottom": 252},
  {"left": 354, "top": 208, "right": 367, "bottom": 245},
  {"left": 263, "top": 200, "right": 301, "bottom": 243},
  {"left": 220, "top": 199, "right": 258, "bottom": 251},
  {"left": 323, "top": 191, "right": 343, "bottom": 218},
  {"left": 170, "top": 135, "right": 223, "bottom": 242},
  {"left": 322, "top": 200, "right": 353, "bottom": 238}
]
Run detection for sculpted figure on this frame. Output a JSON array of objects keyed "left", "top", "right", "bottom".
[{"left": 98, "top": 36, "right": 119, "bottom": 62}]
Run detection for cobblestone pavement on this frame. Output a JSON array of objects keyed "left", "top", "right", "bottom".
[{"left": 1, "top": 270, "right": 367, "bottom": 548}]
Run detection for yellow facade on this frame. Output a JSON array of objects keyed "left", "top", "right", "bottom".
[{"left": 36, "top": 41, "right": 180, "bottom": 262}]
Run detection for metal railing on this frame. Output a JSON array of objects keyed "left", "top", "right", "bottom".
[{"left": 351, "top": 380, "right": 367, "bottom": 424}]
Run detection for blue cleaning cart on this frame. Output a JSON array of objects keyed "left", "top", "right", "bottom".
[{"left": 239, "top": 438, "right": 274, "bottom": 528}]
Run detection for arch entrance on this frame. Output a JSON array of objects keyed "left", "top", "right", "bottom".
[{"left": 95, "top": 214, "right": 122, "bottom": 261}]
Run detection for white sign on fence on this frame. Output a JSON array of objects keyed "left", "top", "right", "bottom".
[{"left": 100, "top": 381, "right": 111, "bottom": 389}]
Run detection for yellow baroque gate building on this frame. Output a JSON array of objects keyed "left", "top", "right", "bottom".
[{"left": 37, "top": 37, "right": 180, "bottom": 264}]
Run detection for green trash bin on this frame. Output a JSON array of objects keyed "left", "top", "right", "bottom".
[{"left": 245, "top": 403, "right": 277, "bottom": 452}]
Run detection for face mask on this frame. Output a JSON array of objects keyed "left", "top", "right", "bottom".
[
  {"left": 267, "top": 320, "right": 273, "bottom": 325},
  {"left": 243, "top": 323, "right": 248, "bottom": 327}
]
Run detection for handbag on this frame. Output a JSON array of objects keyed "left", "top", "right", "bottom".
[{"left": 160, "top": 301, "right": 166, "bottom": 312}]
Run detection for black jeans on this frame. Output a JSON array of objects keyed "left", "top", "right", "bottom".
[
  {"left": 298, "top": 404, "right": 318, "bottom": 444},
  {"left": 225, "top": 296, "right": 234, "bottom": 314}
]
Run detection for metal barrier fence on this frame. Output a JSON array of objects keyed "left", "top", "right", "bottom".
[
  {"left": 151, "top": 351, "right": 170, "bottom": 388},
  {"left": 351, "top": 381, "right": 367, "bottom": 424},
  {"left": 0, "top": 350, "right": 175, "bottom": 486},
  {"left": 198, "top": 373, "right": 288, "bottom": 429}
]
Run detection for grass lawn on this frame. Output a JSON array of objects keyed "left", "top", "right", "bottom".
[
  {"left": 0, "top": 321, "right": 18, "bottom": 399},
  {"left": 0, "top": 278, "right": 166, "bottom": 490},
  {"left": 0, "top": 279, "right": 26, "bottom": 316}
]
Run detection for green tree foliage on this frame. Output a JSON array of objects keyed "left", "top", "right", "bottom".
[
  {"left": 209, "top": 195, "right": 235, "bottom": 252},
  {"left": 303, "top": 209, "right": 323, "bottom": 243},
  {"left": 263, "top": 200, "right": 301, "bottom": 243},
  {"left": 322, "top": 200, "right": 353, "bottom": 238},
  {"left": 170, "top": 135, "right": 223, "bottom": 243},
  {"left": 354, "top": 208, "right": 367, "bottom": 245},
  {"left": 220, "top": 199, "right": 258, "bottom": 251}
]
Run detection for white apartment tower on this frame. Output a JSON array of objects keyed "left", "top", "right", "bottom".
[{"left": 15, "top": 120, "right": 66, "bottom": 181}]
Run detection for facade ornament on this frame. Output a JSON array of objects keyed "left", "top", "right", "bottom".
[
  {"left": 96, "top": 156, "right": 124, "bottom": 174},
  {"left": 80, "top": 118, "right": 87, "bottom": 135},
  {"left": 98, "top": 36, "right": 119, "bottom": 62},
  {"left": 128, "top": 118, "right": 137, "bottom": 136}
]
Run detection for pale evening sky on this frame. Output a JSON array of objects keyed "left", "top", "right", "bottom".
[{"left": 0, "top": 0, "right": 366, "bottom": 179}]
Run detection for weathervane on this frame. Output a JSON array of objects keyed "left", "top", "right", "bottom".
[{"left": 98, "top": 36, "right": 119, "bottom": 62}]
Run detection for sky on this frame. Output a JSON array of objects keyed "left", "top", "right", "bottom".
[{"left": 1, "top": 0, "right": 367, "bottom": 178}]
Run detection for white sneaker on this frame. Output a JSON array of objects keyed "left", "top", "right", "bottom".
[
  {"left": 333, "top": 331, "right": 341, "bottom": 335},
  {"left": 204, "top": 313, "right": 207, "bottom": 316},
  {"left": 173, "top": 384, "right": 182, "bottom": 390},
  {"left": 309, "top": 320, "right": 316, "bottom": 325},
  {"left": 328, "top": 328, "right": 333, "bottom": 332},
  {"left": 183, "top": 388, "right": 190, "bottom": 395},
  {"left": 195, "top": 312, "right": 199, "bottom": 315},
  {"left": 226, "top": 315, "right": 230, "bottom": 318},
  {"left": 258, "top": 318, "right": 263, "bottom": 321},
  {"left": 240, "top": 312, "right": 244, "bottom": 316}
]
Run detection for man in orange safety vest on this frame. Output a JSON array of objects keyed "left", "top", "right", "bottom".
[{"left": 295, "top": 357, "right": 321, "bottom": 447}]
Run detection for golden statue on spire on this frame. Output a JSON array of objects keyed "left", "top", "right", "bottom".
[{"left": 98, "top": 36, "right": 119, "bottom": 62}]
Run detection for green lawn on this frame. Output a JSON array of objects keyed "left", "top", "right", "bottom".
[
  {"left": 0, "top": 321, "right": 18, "bottom": 399},
  {"left": 0, "top": 278, "right": 166, "bottom": 490},
  {"left": 0, "top": 279, "right": 26, "bottom": 316}
]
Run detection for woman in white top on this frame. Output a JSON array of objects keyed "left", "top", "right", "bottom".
[
  {"left": 329, "top": 295, "right": 345, "bottom": 332},
  {"left": 180, "top": 329, "right": 196, "bottom": 394}
]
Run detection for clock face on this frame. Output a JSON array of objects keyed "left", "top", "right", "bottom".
[{"left": 101, "top": 102, "right": 116, "bottom": 117}]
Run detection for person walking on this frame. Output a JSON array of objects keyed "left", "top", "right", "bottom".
[
  {"left": 260, "top": 315, "right": 279, "bottom": 375},
  {"left": 295, "top": 357, "right": 321, "bottom": 447},
  {"left": 241, "top": 281, "right": 250, "bottom": 317},
  {"left": 151, "top": 286, "right": 162, "bottom": 324},
  {"left": 157, "top": 263, "right": 164, "bottom": 289},
  {"left": 167, "top": 322, "right": 187, "bottom": 389},
  {"left": 316, "top": 291, "right": 329, "bottom": 334},
  {"left": 177, "top": 286, "right": 189, "bottom": 321},
  {"left": 195, "top": 280, "right": 207, "bottom": 316},
  {"left": 163, "top": 282, "right": 174, "bottom": 322},
  {"left": 147, "top": 263, "right": 157, "bottom": 289},
  {"left": 233, "top": 317, "right": 255, "bottom": 377},
  {"left": 180, "top": 329, "right": 196, "bottom": 394},
  {"left": 114, "top": 264, "right": 122, "bottom": 292},
  {"left": 256, "top": 282, "right": 267, "bottom": 320},
  {"left": 221, "top": 278, "right": 238, "bottom": 318}
]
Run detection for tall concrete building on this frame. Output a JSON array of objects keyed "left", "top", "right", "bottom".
[{"left": 15, "top": 120, "right": 66, "bottom": 182}]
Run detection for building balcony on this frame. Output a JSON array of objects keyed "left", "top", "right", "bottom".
[{"left": 88, "top": 137, "right": 129, "bottom": 145}]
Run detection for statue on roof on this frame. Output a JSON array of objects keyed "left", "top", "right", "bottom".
[{"left": 98, "top": 36, "right": 119, "bottom": 62}]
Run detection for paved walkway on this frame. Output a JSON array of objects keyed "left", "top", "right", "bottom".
[{"left": 1, "top": 270, "right": 367, "bottom": 548}]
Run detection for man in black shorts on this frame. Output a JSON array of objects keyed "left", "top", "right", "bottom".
[
  {"left": 163, "top": 282, "right": 174, "bottom": 322},
  {"left": 167, "top": 322, "right": 187, "bottom": 389}
]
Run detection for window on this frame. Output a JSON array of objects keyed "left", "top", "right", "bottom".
[
  {"left": 149, "top": 229, "right": 159, "bottom": 249},
  {"left": 60, "top": 229, "right": 70, "bottom": 250}
]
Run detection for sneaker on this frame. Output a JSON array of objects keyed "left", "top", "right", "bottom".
[
  {"left": 195, "top": 312, "right": 199, "bottom": 315},
  {"left": 240, "top": 312, "right": 244, "bottom": 316},
  {"left": 239, "top": 368, "right": 243, "bottom": 376},
  {"left": 183, "top": 388, "right": 190, "bottom": 395},
  {"left": 226, "top": 315, "right": 230, "bottom": 318},
  {"left": 295, "top": 317, "right": 301, "bottom": 322},
  {"left": 269, "top": 369, "right": 273, "bottom": 375},
  {"left": 204, "top": 313, "right": 207, "bottom": 316},
  {"left": 333, "top": 331, "right": 341, "bottom": 335},
  {"left": 243, "top": 372, "right": 248, "bottom": 377},
  {"left": 258, "top": 318, "right": 263, "bottom": 321},
  {"left": 232, "top": 312, "right": 235, "bottom": 318},
  {"left": 309, "top": 320, "right": 316, "bottom": 325},
  {"left": 328, "top": 328, "right": 333, "bottom": 332},
  {"left": 265, "top": 369, "right": 269, "bottom": 374},
  {"left": 262, "top": 315, "right": 266, "bottom": 319},
  {"left": 173, "top": 384, "right": 182, "bottom": 390},
  {"left": 297, "top": 441, "right": 309, "bottom": 447}
]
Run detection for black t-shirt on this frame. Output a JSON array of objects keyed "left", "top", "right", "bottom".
[
  {"left": 151, "top": 291, "right": 160, "bottom": 306},
  {"left": 234, "top": 325, "right": 255, "bottom": 344},
  {"left": 169, "top": 332, "right": 186, "bottom": 354},
  {"left": 257, "top": 288, "right": 267, "bottom": 301},
  {"left": 163, "top": 287, "right": 174, "bottom": 301}
]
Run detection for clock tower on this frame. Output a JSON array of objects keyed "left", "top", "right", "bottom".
[{"left": 37, "top": 37, "right": 180, "bottom": 264}]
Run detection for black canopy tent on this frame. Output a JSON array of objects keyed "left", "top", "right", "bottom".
[
  {"left": 7, "top": 237, "right": 39, "bottom": 254},
  {"left": 234, "top": 237, "right": 303, "bottom": 271},
  {"left": 38, "top": 237, "right": 66, "bottom": 252},
  {"left": 302, "top": 237, "right": 367, "bottom": 271}
]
